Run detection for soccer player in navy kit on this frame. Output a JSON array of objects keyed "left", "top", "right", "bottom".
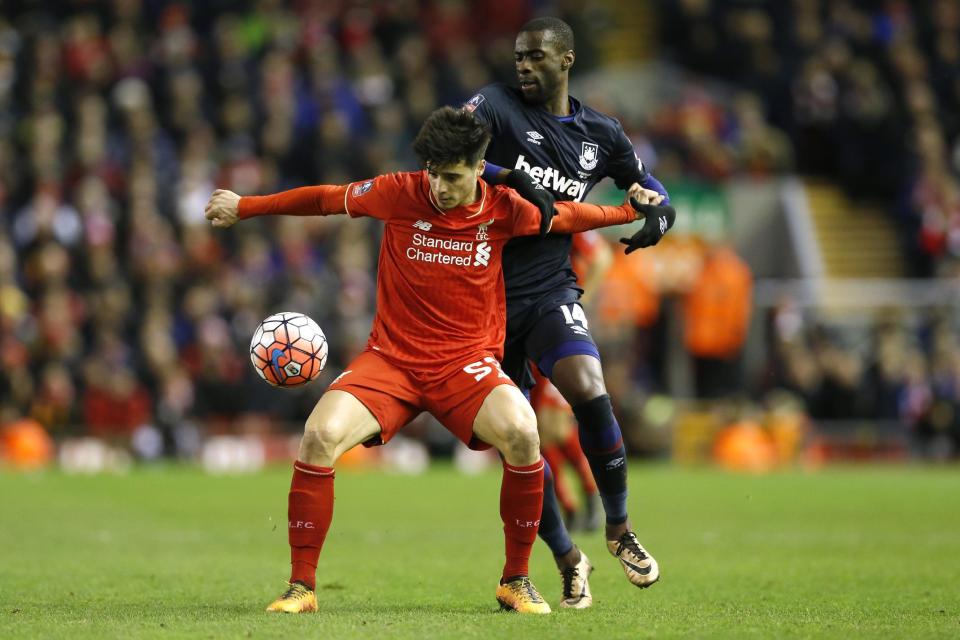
[{"left": 466, "top": 17, "right": 676, "bottom": 608}]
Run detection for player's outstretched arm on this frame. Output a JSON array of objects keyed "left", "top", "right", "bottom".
[
  {"left": 519, "top": 199, "right": 639, "bottom": 236},
  {"left": 205, "top": 185, "right": 352, "bottom": 229},
  {"left": 500, "top": 169, "right": 556, "bottom": 236}
]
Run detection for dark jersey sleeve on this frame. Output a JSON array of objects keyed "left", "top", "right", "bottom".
[
  {"left": 605, "top": 120, "right": 648, "bottom": 190},
  {"left": 464, "top": 84, "right": 507, "bottom": 136}
]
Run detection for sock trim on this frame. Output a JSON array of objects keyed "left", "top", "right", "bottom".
[
  {"left": 504, "top": 458, "right": 545, "bottom": 474},
  {"left": 580, "top": 438, "right": 625, "bottom": 456},
  {"left": 294, "top": 460, "right": 335, "bottom": 476}
]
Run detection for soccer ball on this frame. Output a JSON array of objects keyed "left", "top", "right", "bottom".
[{"left": 249, "top": 312, "right": 328, "bottom": 387}]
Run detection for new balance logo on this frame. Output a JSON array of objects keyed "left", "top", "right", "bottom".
[
  {"left": 473, "top": 241, "right": 490, "bottom": 267},
  {"left": 659, "top": 216, "right": 668, "bottom": 235},
  {"left": 526, "top": 130, "right": 543, "bottom": 145},
  {"left": 413, "top": 220, "right": 432, "bottom": 231}
]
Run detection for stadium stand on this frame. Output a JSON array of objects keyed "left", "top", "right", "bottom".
[{"left": 0, "top": 1, "right": 957, "bottom": 464}]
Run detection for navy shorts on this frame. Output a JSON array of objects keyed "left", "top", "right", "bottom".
[{"left": 502, "top": 301, "right": 600, "bottom": 392}]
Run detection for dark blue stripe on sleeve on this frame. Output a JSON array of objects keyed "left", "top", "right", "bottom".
[{"left": 640, "top": 173, "right": 670, "bottom": 204}]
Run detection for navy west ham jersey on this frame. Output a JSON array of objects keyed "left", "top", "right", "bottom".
[{"left": 466, "top": 82, "right": 647, "bottom": 323}]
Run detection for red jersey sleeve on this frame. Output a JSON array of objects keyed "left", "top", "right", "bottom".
[
  {"left": 508, "top": 192, "right": 638, "bottom": 236},
  {"left": 344, "top": 173, "right": 408, "bottom": 220},
  {"left": 238, "top": 185, "right": 348, "bottom": 219}
]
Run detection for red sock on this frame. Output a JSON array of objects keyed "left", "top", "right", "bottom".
[
  {"left": 542, "top": 445, "right": 577, "bottom": 512},
  {"left": 500, "top": 458, "right": 545, "bottom": 581},
  {"left": 562, "top": 429, "right": 598, "bottom": 495},
  {"left": 288, "top": 460, "right": 335, "bottom": 590}
]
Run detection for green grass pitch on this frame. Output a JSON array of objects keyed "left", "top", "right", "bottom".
[{"left": 1, "top": 463, "right": 958, "bottom": 638}]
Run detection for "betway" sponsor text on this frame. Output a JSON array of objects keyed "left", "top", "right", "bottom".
[{"left": 515, "top": 155, "right": 588, "bottom": 201}]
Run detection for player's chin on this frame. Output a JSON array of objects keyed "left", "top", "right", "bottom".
[{"left": 518, "top": 82, "right": 543, "bottom": 103}]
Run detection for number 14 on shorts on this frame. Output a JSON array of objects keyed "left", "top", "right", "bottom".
[{"left": 463, "top": 356, "right": 510, "bottom": 382}]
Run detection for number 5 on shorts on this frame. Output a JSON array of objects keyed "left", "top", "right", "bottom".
[{"left": 463, "top": 356, "right": 509, "bottom": 382}]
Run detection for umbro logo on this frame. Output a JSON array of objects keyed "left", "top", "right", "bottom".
[
  {"left": 526, "top": 131, "right": 544, "bottom": 145},
  {"left": 606, "top": 456, "right": 625, "bottom": 470},
  {"left": 413, "top": 220, "right": 432, "bottom": 231}
]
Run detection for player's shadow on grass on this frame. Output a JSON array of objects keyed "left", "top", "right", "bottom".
[{"left": 300, "top": 603, "right": 498, "bottom": 616}]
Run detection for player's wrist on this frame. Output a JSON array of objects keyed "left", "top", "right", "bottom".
[{"left": 237, "top": 196, "right": 250, "bottom": 219}]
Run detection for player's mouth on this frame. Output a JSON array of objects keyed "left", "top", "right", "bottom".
[{"left": 518, "top": 79, "right": 539, "bottom": 93}]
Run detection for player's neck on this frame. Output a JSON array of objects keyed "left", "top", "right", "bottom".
[{"left": 543, "top": 84, "right": 571, "bottom": 117}]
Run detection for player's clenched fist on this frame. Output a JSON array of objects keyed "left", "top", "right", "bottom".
[
  {"left": 626, "top": 183, "right": 664, "bottom": 206},
  {"left": 205, "top": 189, "right": 241, "bottom": 228}
]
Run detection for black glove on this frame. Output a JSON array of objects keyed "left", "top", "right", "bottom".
[
  {"left": 620, "top": 198, "right": 676, "bottom": 254},
  {"left": 505, "top": 170, "right": 556, "bottom": 236}
]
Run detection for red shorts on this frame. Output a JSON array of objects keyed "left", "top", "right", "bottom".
[{"left": 328, "top": 349, "right": 516, "bottom": 450}]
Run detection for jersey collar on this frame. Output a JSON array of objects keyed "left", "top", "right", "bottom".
[
  {"left": 554, "top": 95, "right": 581, "bottom": 123},
  {"left": 422, "top": 171, "right": 488, "bottom": 219}
]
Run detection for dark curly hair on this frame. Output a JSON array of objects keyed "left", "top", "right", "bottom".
[{"left": 412, "top": 106, "right": 492, "bottom": 169}]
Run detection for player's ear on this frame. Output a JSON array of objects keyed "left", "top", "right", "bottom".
[
  {"left": 477, "top": 159, "right": 486, "bottom": 178},
  {"left": 561, "top": 50, "right": 574, "bottom": 71}
]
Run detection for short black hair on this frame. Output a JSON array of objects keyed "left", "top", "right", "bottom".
[
  {"left": 413, "top": 106, "right": 491, "bottom": 168},
  {"left": 519, "top": 17, "right": 575, "bottom": 52}
]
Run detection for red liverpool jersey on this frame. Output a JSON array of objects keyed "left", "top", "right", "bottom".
[
  {"left": 344, "top": 171, "right": 542, "bottom": 372},
  {"left": 239, "top": 171, "right": 636, "bottom": 373}
]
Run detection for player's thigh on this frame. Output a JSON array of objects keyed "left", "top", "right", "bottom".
[
  {"left": 300, "top": 390, "right": 382, "bottom": 462},
  {"left": 425, "top": 353, "right": 537, "bottom": 463},
  {"left": 471, "top": 384, "right": 539, "bottom": 465},
  {"left": 525, "top": 302, "right": 606, "bottom": 402},
  {"left": 304, "top": 350, "right": 420, "bottom": 459}
]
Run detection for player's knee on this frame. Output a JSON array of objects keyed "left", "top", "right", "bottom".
[
  {"left": 499, "top": 404, "right": 540, "bottom": 464},
  {"left": 299, "top": 419, "right": 349, "bottom": 465},
  {"left": 552, "top": 356, "right": 606, "bottom": 405}
]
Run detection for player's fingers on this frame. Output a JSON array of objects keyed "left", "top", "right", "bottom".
[{"left": 630, "top": 198, "right": 657, "bottom": 216}]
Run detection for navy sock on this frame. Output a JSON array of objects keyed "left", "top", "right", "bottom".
[
  {"left": 572, "top": 395, "right": 629, "bottom": 525},
  {"left": 538, "top": 460, "right": 575, "bottom": 557}
]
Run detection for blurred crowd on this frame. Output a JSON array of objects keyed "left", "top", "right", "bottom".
[
  {"left": 761, "top": 303, "right": 960, "bottom": 459},
  {"left": 1, "top": 0, "right": 955, "bottom": 465},
  {"left": 662, "top": 0, "right": 960, "bottom": 277}
]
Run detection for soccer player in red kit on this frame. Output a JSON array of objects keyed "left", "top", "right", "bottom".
[{"left": 204, "top": 107, "right": 644, "bottom": 615}]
